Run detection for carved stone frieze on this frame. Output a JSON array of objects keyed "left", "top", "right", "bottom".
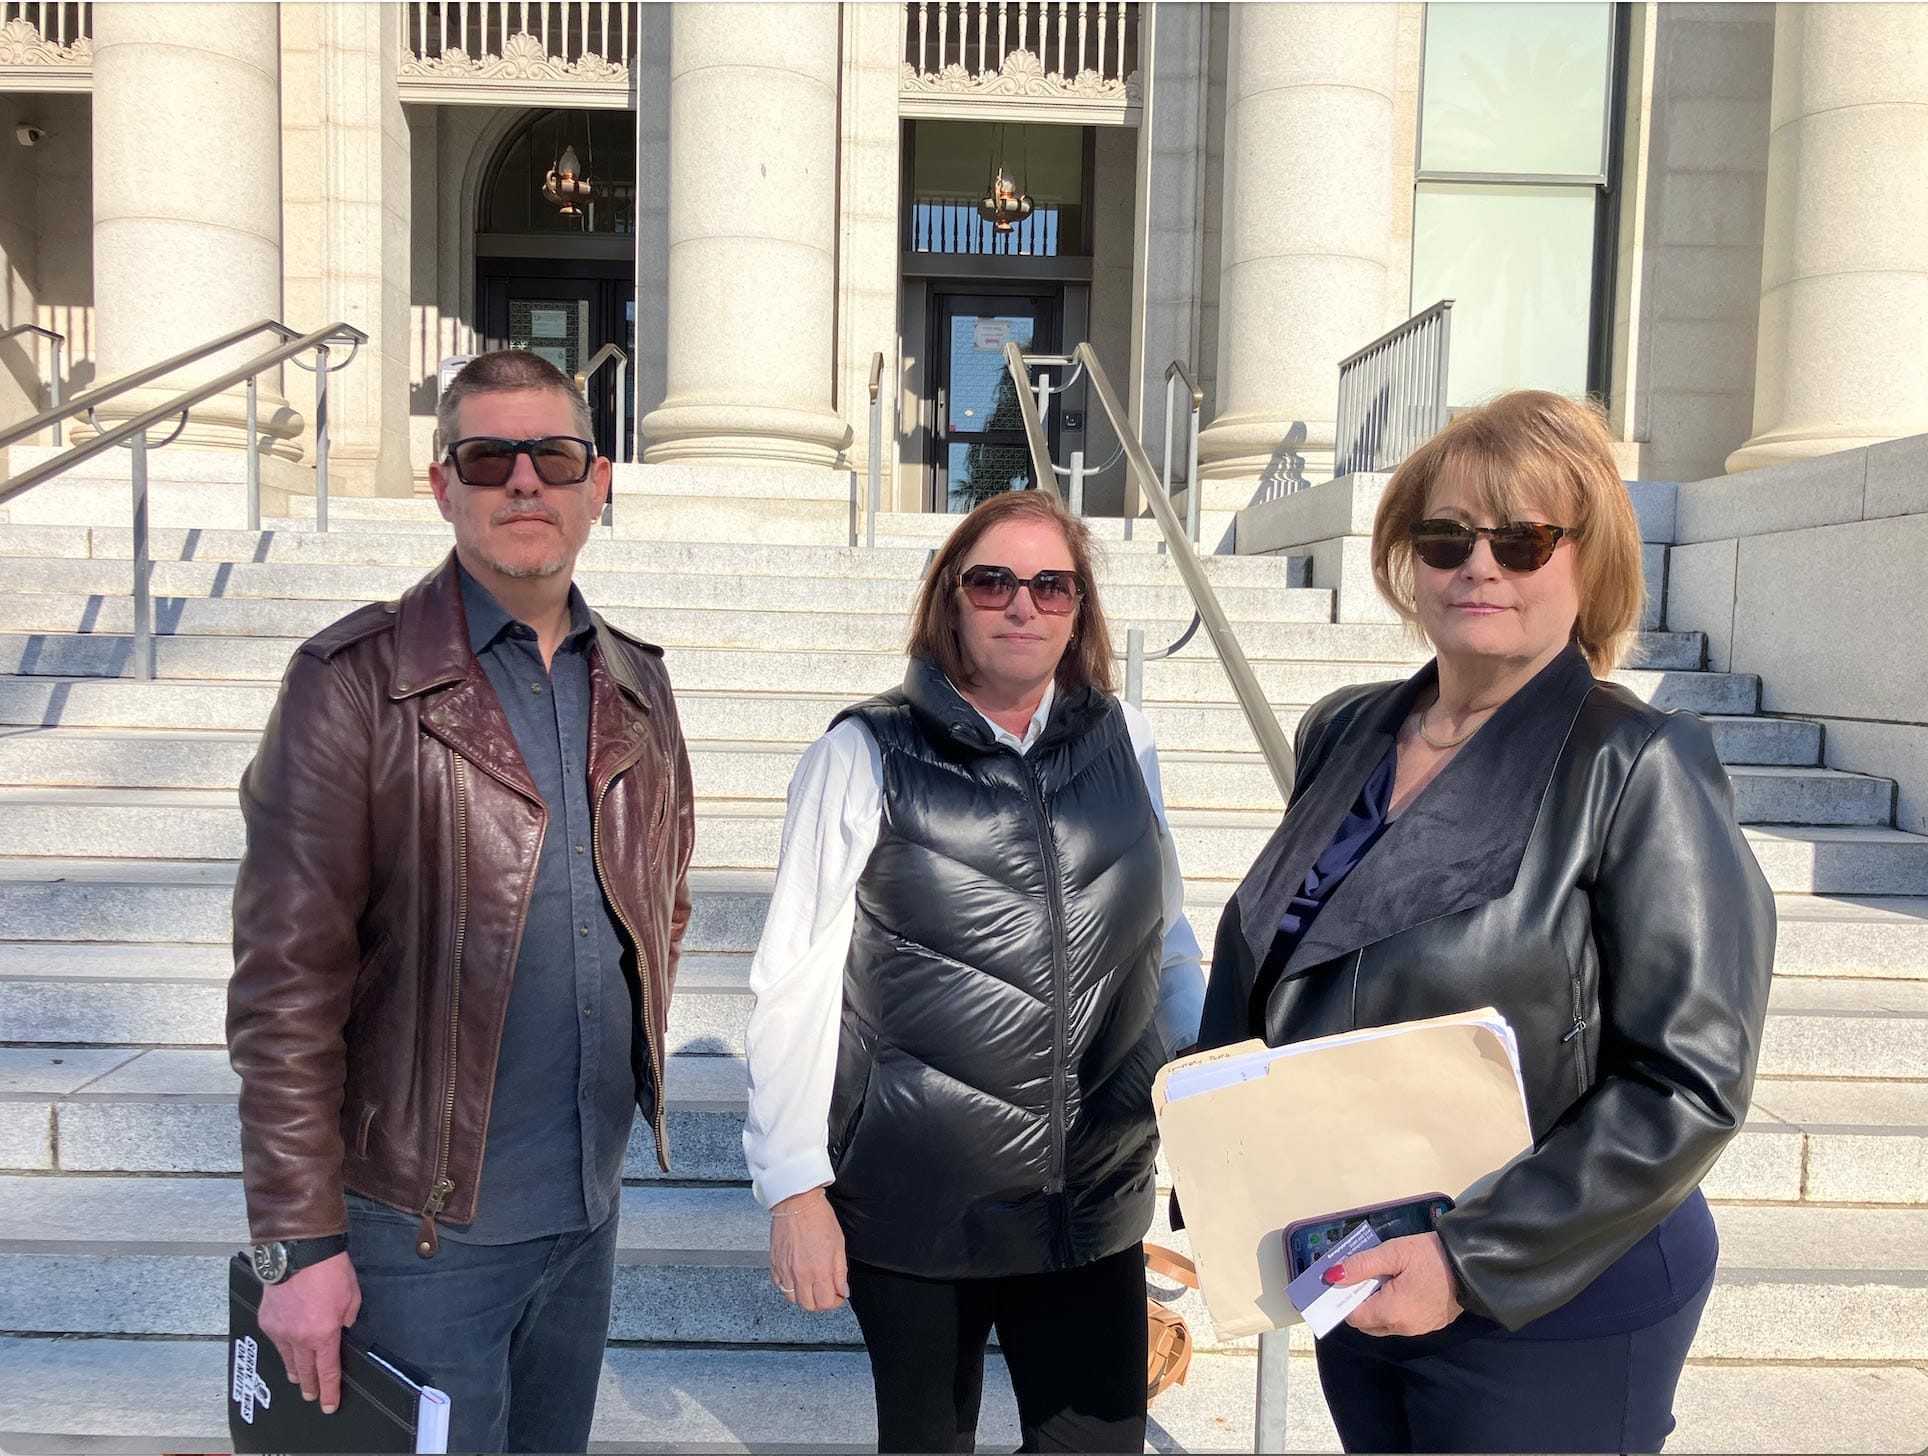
[
  {"left": 400, "top": 31, "right": 628, "bottom": 85},
  {"left": 899, "top": 49, "right": 1139, "bottom": 106},
  {"left": 0, "top": 15, "right": 94, "bottom": 68}
]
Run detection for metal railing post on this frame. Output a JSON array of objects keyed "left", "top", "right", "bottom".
[
  {"left": 1256, "top": 1327, "right": 1290, "bottom": 1453},
  {"left": 245, "top": 374, "right": 260, "bottom": 532},
  {"left": 1186, "top": 397, "right": 1202, "bottom": 547},
  {"left": 866, "top": 351, "right": 885, "bottom": 548},
  {"left": 1125, "top": 627, "right": 1144, "bottom": 707},
  {"left": 313, "top": 344, "right": 330, "bottom": 531},
  {"left": 614, "top": 356, "right": 629, "bottom": 464},
  {"left": 47, "top": 335, "right": 62, "bottom": 445},
  {"left": 130, "top": 430, "right": 154, "bottom": 683},
  {"left": 1069, "top": 450, "right": 1084, "bottom": 516}
]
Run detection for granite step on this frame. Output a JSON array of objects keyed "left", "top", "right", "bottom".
[
  {"left": 0, "top": 525, "right": 1310, "bottom": 588},
  {"left": 4, "top": 955, "right": 1916, "bottom": 1077},
  {"left": 0, "top": 636, "right": 1766, "bottom": 716},
  {"left": 3, "top": 1039, "right": 1920, "bottom": 1201},
  {"left": 3, "top": 862, "right": 1925, "bottom": 976},
  {"left": 0, "top": 592, "right": 1566, "bottom": 667},
  {"left": 0, "top": 557, "right": 1330, "bottom": 626},
  {"left": 0, "top": 1176, "right": 1923, "bottom": 1362},
  {"left": 3, "top": 1335, "right": 1926, "bottom": 1455},
  {"left": 3, "top": 793, "right": 1920, "bottom": 894},
  {"left": 0, "top": 591, "right": 1721, "bottom": 675},
  {"left": 0, "top": 729, "right": 1878, "bottom": 822},
  {"left": 0, "top": 684, "right": 1825, "bottom": 770}
]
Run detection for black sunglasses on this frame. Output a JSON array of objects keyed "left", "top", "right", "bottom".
[
  {"left": 444, "top": 435, "right": 596, "bottom": 488},
  {"left": 958, "top": 564, "right": 1084, "bottom": 615},
  {"left": 1410, "top": 519, "right": 1573, "bottom": 573}
]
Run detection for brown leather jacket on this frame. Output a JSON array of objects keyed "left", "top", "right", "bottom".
[{"left": 228, "top": 554, "right": 694, "bottom": 1250}]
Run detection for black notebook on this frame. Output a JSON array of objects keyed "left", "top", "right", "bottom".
[{"left": 227, "top": 1253, "right": 452, "bottom": 1453}]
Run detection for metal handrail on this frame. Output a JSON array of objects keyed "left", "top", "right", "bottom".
[
  {"left": 0, "top": 319, "right": 312, "bottom": 454},
  {"left": 0, "top": 319, "right": 367, "bottom": 681},
  {"left": 575, "top": 343, "right": 629, "bottom": 464},
  {"left": 1333, "top": 298, "right": 1453, "bottom": 480},
  {"left": 0, "top": 324, "right": 64, "bottom": 446},
  {"left": 864, "top": 352, "right": 885, "bottom": 548},
  {"left": 1004, "top": 341, "right": 1296, "bottom": 802}
]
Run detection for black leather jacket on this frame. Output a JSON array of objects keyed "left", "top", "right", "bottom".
[{"left": 1199, "top": 646, "right": 1775, "bottom": 1330}]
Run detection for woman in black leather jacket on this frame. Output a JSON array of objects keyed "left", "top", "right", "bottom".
[{"left": 1200, "top": 390, "right": 1774, "bottom": 1453}]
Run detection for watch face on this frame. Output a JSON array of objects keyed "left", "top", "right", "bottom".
[{"left": 252, "top": 1242, "right": 289, "bottom": 1284}]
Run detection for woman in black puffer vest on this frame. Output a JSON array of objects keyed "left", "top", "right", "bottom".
[{"left": 743, "top": 490, "right": 1205, "bottom": 1454}]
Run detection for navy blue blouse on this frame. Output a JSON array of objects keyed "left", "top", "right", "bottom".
[{"left": 1268, "top": 745, "right": 1719, "bottom": 1339}]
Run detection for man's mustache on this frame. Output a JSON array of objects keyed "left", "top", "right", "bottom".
[{"left": 491, "top": 501, "right": 561, "bottom": 526}]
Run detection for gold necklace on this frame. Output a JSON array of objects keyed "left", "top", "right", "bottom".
[{"left": 1416, "top": 702, "right": 1482, "bottom": 750}]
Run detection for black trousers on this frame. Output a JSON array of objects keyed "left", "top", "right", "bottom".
[
  {"left": 845, "top": 1243, "right": 1148, "bottom": 1454},
  {"left": 1313, "top": 1275, "right": 1713, "bottom": 1454}
]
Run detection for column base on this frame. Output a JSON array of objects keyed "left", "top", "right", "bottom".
[
  {"left": 1725, "top": 427, "right": 1905, "bottom": 475},
  {"left": 641, "top": 402, "right": 853, "bottom": 469},
  {"left": 1196, "top": 411, "right": 1334, "bottom": 488}
]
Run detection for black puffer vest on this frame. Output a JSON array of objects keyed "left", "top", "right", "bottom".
[{"left": 825, "top": 658, "right": 1168, "bottom": 1279}]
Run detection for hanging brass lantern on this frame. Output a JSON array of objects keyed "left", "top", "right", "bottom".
[
  {"left": 977, "top": 163, "right": 1033, "bottom": 234},
  {"left": 543, "top": 142, "right": 596, "bottom": 217}
]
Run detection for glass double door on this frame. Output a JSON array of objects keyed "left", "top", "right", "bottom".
[
  {"left": 479, "top": 261, "right": 635, "bottom": 461},
  {"left": 932, "top": 291, "right": 1059, "bottom": 513}
]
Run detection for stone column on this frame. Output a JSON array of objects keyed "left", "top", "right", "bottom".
[
  {"left": 280, "top": 1, "right": 412, "bottom": 495},
  {"left": 833, "top": 0, "right": 903, "bottom": 490},
  {"left": 1726, "top": 3, "right": 1928, "bottom": 472},
  {"left": 641, "top": 2, "right": 850, "bottom": 467},
  {"left": 90, "top": 2, "right": 299, "bottom": 454},
  {"left": 632, "top": 1, "right": 672, "bottom": 452},
  {"left": 1196, "top": 3, "right": 1397, "bottom": 487},
  {"left": 1129, "top": 1, "right": 1211, "bottom": 475}
]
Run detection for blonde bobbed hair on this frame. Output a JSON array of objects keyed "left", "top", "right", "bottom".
[{"left": 1370, "top": 390, "right": 1644, "bottom": 675}]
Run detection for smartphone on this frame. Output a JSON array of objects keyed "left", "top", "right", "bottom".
[{"left": 1282, "top": 1194, "right": 1454, "bottom": 1279}]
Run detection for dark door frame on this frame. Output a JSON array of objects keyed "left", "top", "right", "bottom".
[
  {"left": 927, "top": 285, "right": 1064, "bottom": 512},
  {"left": 477, "top": 254, "right": 635, "bottom": 458}
]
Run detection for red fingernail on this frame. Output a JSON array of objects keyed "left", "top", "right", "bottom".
[{"left": 1322, "top": 1264, "right": 1347, "bottom": 1285}]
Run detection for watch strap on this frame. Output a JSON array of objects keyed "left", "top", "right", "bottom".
[{"left": 282, "top": 1233, "right": 349, "bottom": 1273}]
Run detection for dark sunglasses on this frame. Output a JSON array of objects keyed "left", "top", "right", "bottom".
[
  {"left": 1409, "top": 519, "right": 1572, "bottom": 573},
  {"left": 444, "top": 435, "right": 596, "bottom": 488},
  {"left": 959, "top": 564, "right": 1084, "bottom": 615}
]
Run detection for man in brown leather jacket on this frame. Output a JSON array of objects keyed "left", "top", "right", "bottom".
[{"left": 228, "top": 350, "right": 694, "bottom": 1452}]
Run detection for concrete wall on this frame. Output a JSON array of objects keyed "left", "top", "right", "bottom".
[
  {"left": 1386, "top": 3, "right": 1422, "bottom": 330},
  {"left": 1666, "top": 436, "right": 1928, "bottom": 835},
  {"left": 0, "top": 93, "right": 93, "bottom": 457},
  {"left": 1609, "top": 2, "right": 1774, "bottom": 484},
  {"left": 281, "top": 2, "right": 413, "bottom": 496},
  {"left": 1086, "top": 124, "right": 1138, "bottom": 516},
  {"left": 405, "top": 102, "right": 509, "bottom": 473},
  {"left": 1195, "top": 1, "right": 1228, "bottom": 425}
]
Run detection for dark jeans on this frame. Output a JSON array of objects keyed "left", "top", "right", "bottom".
[
  {"left": 845, "top": 1243, "right": 1148, "bottom": 1454},
  {"left": 344, "top": 1194, "right": 620, "bottom": 1454},
  {"left": 1313, "top": 1274, "right": 1714, "bottom": 1454}
]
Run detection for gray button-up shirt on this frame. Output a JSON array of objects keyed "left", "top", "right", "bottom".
[{"left": 440, "top": 562, "right": 637, "bottom": 1243}]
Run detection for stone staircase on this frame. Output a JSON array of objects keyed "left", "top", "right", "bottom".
[{"left": 0, "top": 512, "right": 1925, "bottom": 1452}]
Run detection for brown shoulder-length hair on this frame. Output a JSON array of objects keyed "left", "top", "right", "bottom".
[
  {"left": 908, "top": 490, "right": 1117, "bottom": 696},
  {"left": 1370, "top": 390, "right": 1644, "bottom": 675}
]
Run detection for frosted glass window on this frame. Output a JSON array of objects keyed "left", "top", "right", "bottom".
[
  {"left": 1412, "top": 183, "right": 1597, "bottom": 405},
  {"left": 1420, "top": 3, "right": 1613, "bottom": 178}
]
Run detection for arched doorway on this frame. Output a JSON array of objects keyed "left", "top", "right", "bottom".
[{"left": 475, "top": 108, "right": 637, "bottom": 458}]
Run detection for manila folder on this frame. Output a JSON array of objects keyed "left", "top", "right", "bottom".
[{"left": 1152, "top": 1008, "right": 1531, "bottom": 1341}]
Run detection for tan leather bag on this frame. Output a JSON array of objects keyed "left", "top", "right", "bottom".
[{"left": 1145, "top": 1243, "right": 1200, "bottom": 1401}]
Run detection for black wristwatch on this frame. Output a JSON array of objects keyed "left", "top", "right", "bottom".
[{"left": 250, "top": 1233, "right": 349, "bottom": 1285}]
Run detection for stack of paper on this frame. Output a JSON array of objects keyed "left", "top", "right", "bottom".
[{"left": 1152, "top": 1007, "right": 1533, "bottom": 1341}]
